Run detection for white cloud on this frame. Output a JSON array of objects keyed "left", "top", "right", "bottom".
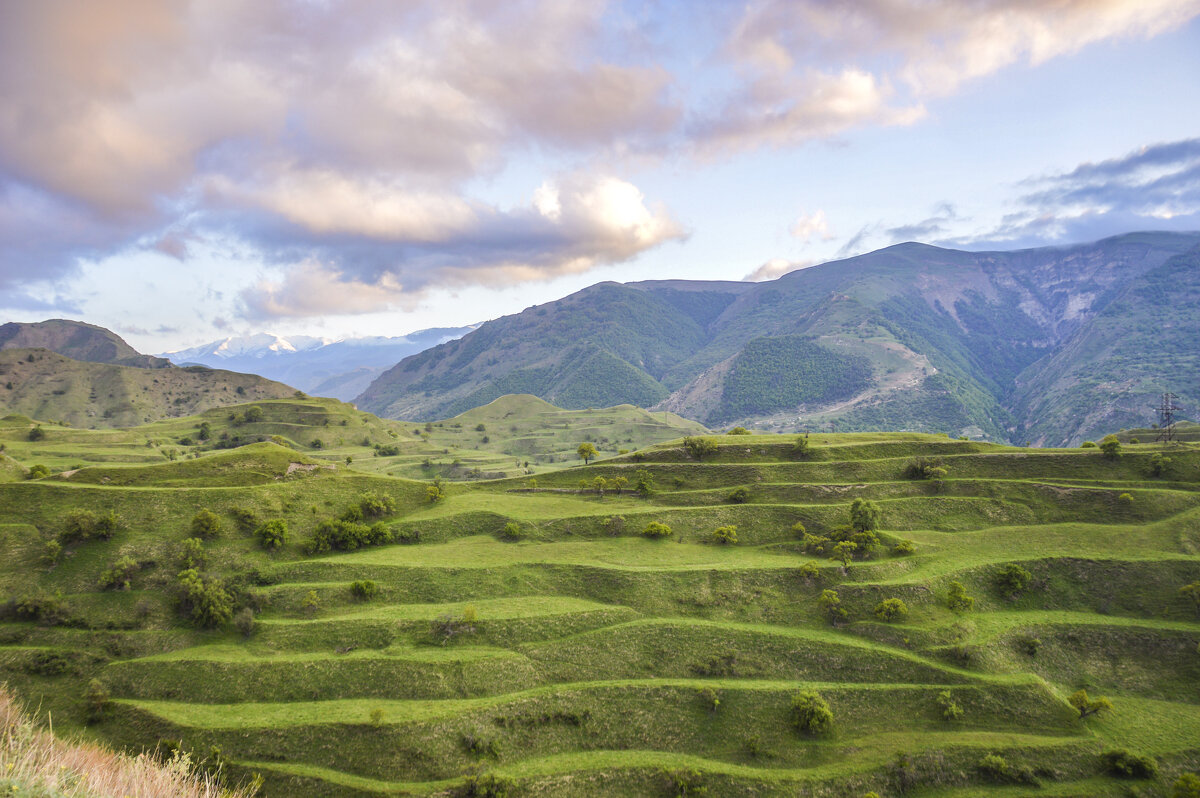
[
  {"left": 790, "top": 209, "right": 834, "bottom": 243},
  {"left": 743, "top": 257, "right": 815, "bottom": 282}
]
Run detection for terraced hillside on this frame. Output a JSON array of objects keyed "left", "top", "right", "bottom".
[{"left": 1, "top": 427, "right": 1199, "bottom": 796}]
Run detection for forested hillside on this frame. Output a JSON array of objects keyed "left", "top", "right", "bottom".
[{"left": 358, "top": 232, "right": 1200, "bottom": 444}]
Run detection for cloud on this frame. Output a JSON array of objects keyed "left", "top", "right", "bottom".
[
  {"left": 886, "top": 203, "right": 960, "bottom": 241},
  {"left": 694, "top": 0, "right": 1199, "bottom": 153},
  {"left": 790, "top": 209, "right": 835, "bottom": 243},
  {"left": 237, "top": 173, "right": 686, "bottom": 318},
  {"left": 964, "top": 137, "right": 1200, "bottom": 247},
  {"left": 743, "top": 257, "right": 815, "bottom": 282},
  {"left": 0, "top": 0, "right": 1195, "bottom": 306}
]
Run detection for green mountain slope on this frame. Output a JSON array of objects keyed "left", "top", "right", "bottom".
[
  {"left": 0, "top": 348, "right": 298, "bottom": 428},
  {"left": 1, "top": 423, "right": 1198, "bottom": 796},
  {"left": 358, "top": 232, "right": 1200, "bottom": 443},
  {"left": 0, "top": 319, "right": 170, "bottom": 369}
]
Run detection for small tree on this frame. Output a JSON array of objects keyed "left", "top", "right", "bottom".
[
  {"left": 874, "top": 598, "right": 908, "bottom": 622},
  {"left": 350, "top": 580, "right": 379, "bottom": 600},
  {"left": 936, "top": 689, "right": 963, "bottom": 721},
  {"left": 712, "top": 525, "right": 738, "bottom": 545},
  {"left": 643, "top": 521, "right": 672, "bottom": 538},
  {"left": 946, "top": 581, "right": 974, "bottom": 613},
  {"left": 849, "top": 498, "right": 880, "bottom": 532},
  {"left": 180, "top": 537, "right": 205, "bottom": 569},
  {"left": 611, "top": 475, "right": 628, "bottom": 494},
  {"left": 242, "top": 405, "right": 264, "bottom": 423},
  {"left": 302, "top": 590, "right": 320, "bottom": 614},
  {"left": 1099, "top": 434, "right": 1122, "bottom": 459},
  {"left": 28, "top": 425, "right": 45, "bottom": 441},
  {"left": 996, "top": 563, "right": 1033, "bottom": 598},
  {"left": 1069, "top": 689, "right": 1112, "bottom": 719},
  {"left": 1150, "top": 453, "right": 1172, "bottom": 477},
  {"left": 577, "top": 442, "right": 599, "bottom": 464},
  {"left": 1173, "top": 773, "right": 1200, "bottom": 798},
  {"left": 792, "top": 436, "right": 810, "bottom": 459},
  {"left": 1179, "top": 581, "right": 1200, "bottom": 615},
  {"left": 191, "top": 509, "right": 223, "bottom": 539},
  {"left": 790, "top": 691, "right": 834, "bottom": 736},
  {"left": 727, "top": 487, "right": 750, "bottom": 504},
  {"left": 832, "top": 540, "right": 857, "bottom": 568},
  {"left": 818, "top": 589, "right": 847, "bottom": 625},
  {"left": 593, "top": 476, "right": 608, "bottom": 496},
  {"left": 84, "top": 678, "right": 109, "bottom": 724},
  {"left": 176, "top": 569, "right": 233, "bottom": 628},
  {"left": 682, "top": 436, "right": 717, "bottom": 461},
  {"left": 502, "top": 522, "right": 524, "bottom": 541},
  {"left": 634, "top": 468, "right": 654, "bottom": 496},
  {"left": 426, "top": 479, "right": 447, "bottom": 503},
  {"left": 256, "top": 519, "right": 289, "bottom": 550},
  {"left": 727, "top": 426, "right": 750, "bottom": 435}
]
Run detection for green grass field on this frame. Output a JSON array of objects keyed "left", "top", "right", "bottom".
[{"left": 0, "top": 403, "right": 1198, "bottom": 796}]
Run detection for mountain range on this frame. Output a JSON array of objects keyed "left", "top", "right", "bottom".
[
  {"left": 356, "top": 231, "right": 1200, "bottom": 446},
  {"left": 161, "top": 327, "right": 474, "bottom": 400}
]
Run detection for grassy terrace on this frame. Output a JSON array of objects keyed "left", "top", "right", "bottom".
[{"left": 0, "top": 408, "right": 1198, "bottom": 796}]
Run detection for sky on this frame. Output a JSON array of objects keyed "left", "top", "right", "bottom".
[{"left": 1, "top": 0, "right": 1199, "bottom": 354}]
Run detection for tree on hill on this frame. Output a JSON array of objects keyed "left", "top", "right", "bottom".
[
  {"left": 996, "top": 563, "right": 1033, "bottom": 599},
  {"left": 874, "top": 598, "right": 908, "bottom": 622},
  {"left": 790, "top": 691, "right": 834, "bottom": 736},
  {"left": 1100, "top": 434, "right": 1122, "bottom": 459},
  {"left": 191, "top": 509, "right": 223, "bottom": 539},
  {"left": 1069, "top": 689, "right": 1112, "bottom": 719},
  {"left": 849, "top": 498, "right": 880, "bottom": 532},
  {"left": 1180, "top": 581, "right": 1200, "bottom": 615},
  {"left": 946, "top": 581, "right": 974, "bottom": 613},
  {"left": 1173, "top": 773, "right": 1200, "bottom": 798},
  {"left": 818, "top": 589, "right": 847, "bottom": 625},
  {"left": 27, "top": 425, "right": 44, "bottom": 441},
  {"left": 682, "top": 436, "right": 717, "bottom": 461},
  {"left": 577, "top": 442, "right": 598, "bottom": 464}
]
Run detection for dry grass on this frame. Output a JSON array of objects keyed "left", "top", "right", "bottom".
[{"left": 0, "top": 686, "right": 257, "bottom": 798}]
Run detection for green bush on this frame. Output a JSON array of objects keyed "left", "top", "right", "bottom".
[
  {"left": 682, "top": 436, "right": 718, "bottom": 460},
  {"left": 946, "top": 580, "right": 974, "bottom": 612},
  {"left": 308, "top": 519, "right": 390, "bottom": 553},
  {"left": 892, "top": 539, "right": 915, "bottom": 556},
  {"left": 1101, "top": 749, "right": 1157, "bottom": 779},
  {"left": 818, "top": 589, "right": 847, "bottom": 625},
  {"left": 874, "top": 598, "right": 908, "bottom": 622},
  {"left": 1173, "top": 773, "right": 1200, "bottom": 798},
  {"left": 727, "top": 487, "right": 750, "bottom": 503},
  {"left": 358, "top": 491, "right": 396, "bottom": 518},
  {"left": 27, "top": 464, "right": 50, "bottom": 479},
  {"left": 643, "top": 521, "right": 672, "bottom": 538},
  {"left": 711, "top": 525, "right": 738, "bottom": 544},
  {"left": 176, "top": 569, "right": 233, "bottom": 628},
  {"left": 180, "top": 537, "right": 206, "bottom": 569},
  {"left": 727, "top": 427, "right": 750, "bottom": 435},
  {"left": 350, "top": 580, "right": 379, "bottom": 600},
  {"left": 28, "top": 425, "right": 45, "bottom": 441},
  {"left": 98, "top": 556, "right": 139, "bottom": 591},
  {"left": 1100, "top": 434, "right": 1122, "bottom": 459},
  {"left": 996, "top": 563, "right": 1032, "bottom": 598},
  {"left": 936, "top": 689, "right": 963, "bottom": 721},
  {"left": 256, "top": 519, "right": 289, "bottom": 550},
  {"left": 84, "top": 678, "right": 109, "bottom": 724},
  {"left": 850, "top": 498, "right": 880, "bottom": 532},
  {"left": 790, "top": 691, "right": 834, "bottom": 736},
  {"left": 191, "top": 509, "right": 223, "bottom": 539},
  {"left": 1080, "top": 440, "right": 1097, "bottom": 448},
  {"left": 501, "top": 522, "right": 524, "bottom": 541},
  {"left": 1150, "top": 453, "right": 1172, "bottom": 477}
]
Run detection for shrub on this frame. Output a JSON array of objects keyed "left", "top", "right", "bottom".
[
  {"left": 697, "top": 687, "right": 720, "bottom": 712},
  {"left": 256, "top": 519, "right": 288, "bottom": 550},
  {"left": 1069, "top": 688, "right": 1112, "bottom": 719},
  {"left": 995, "top": 563, "right": 1032, "bottom": 598},
  {"left": 801, "top": 533, "right": 830, "bottom": 555},
  {"left": 176, "top": 569, "right": 233, "bottom": 628},
  {"left": 241, "top": 405, "right": 264, "bottom": 423},
  {"left": 818, "top": 589, "right": 847, "bottom": 625},
  {"left": 27, "top": 464, "right": 50, "bottom": 479},
  {"left": 1117, "top": 492, "right": 1134, "bottom": 506},
  {"left": 358, "top": 491, "right": 396, "bottom": 518},
  {"left": 892, "top": 539, "right": 915, "bottom": 556},
  {"left": 1100, "top": 434, "right": 1122, "bottom": 459},
  {"left": 28, "top": 425, "right": 45, "bottom": 441},
  {"left": 664, "top": 768, "right": 707, "bottom": 797},
  {"left": 60, "top": 510, "right": 98, "bottom": 543},
  {"left": 946, "top": 580, "right": 974, "bottom": 612},
  {"left": 792, "top": 436, "right": 810, "bottom": 458},
  {"left": 308, "top": 518, "right": 390, "bottom": 553},
  {"left": 191, "top": 509, "right": 223, "bottom": 539},
  {"left": 229, "top": 506, "right": 257, "bottom": 531},
  {"left": 790, "top": 691, "right": 834, "bottom": 736},
  {"left": 711, "top": 525, "right": 738, "bottom": 544},
  {"left": 849, "top": 498, "right": 880, "bottom": 531},
  {"left": 10, "top": 592, "right": 69, "bottom": 625},
  {"left": 682, "top": 436, "right": 718, "bottom": 460},
  {"left": 603, "top": 515, "right": 625, "bottom": 536},
  {"left": 41, "top": 538, "right": 62, "bottom": 565},
  {"left": 369, "top": 707, "right": 384, "bottom": 726},
  {"left": 180, "top": 537, "right": 206, "bottom": 569},
  {"left": 1101, "top": 749, "right": 1157, "bottom": 778},
  {"left": 350, "top": 580, "right": 379, "bottom": 600},
  {"left": 727, "top": 487, "right": 750, "bottom": 503},
  {"left": 84, "top": 678, "right": 109, "bottom": 724},
  {"left": 643, "top": 521, "right": 672, "bottom": 538},
  {"left": 1080, "top": 440, "right": 1097, "bottom": 448},
  {"left": 832, "top": 540, "right": 857, "bottom": 567},
  {"left": 98, "top": 556, "right": 139, "bottom": 591},
  {"left": 798, "top": 561, "right": 820, "bottom": 581},
  {"left": 501, "top": 522, "right": 524, "bottom": 541},
  {"left": 727, "top": 426, "right": 750, "bottom": 435},
  {"left": 936, "top": 689, "right": 963, "bottom": 721},
  {"left": 427, "top": 479, "right": 447, "bottom": 503},
  {"left": 1018, "top": 635, "right": 1041, "bottom": 656},
  {"left": 791, "top": 521, "right": 806, "bottom": 537},
  {"left": 1173, "top": 773, "right": 1200, "bottom": 798},
  {"left": 1181, "top": 581, "right": 1200, "bottom": 614},
  {"left": 977, "top": 753, "right": 1011, "bottom": 782},
  {"left": 341, "top": 505, "right": 364, "bottom": 523},
  {"left": 234, "top": 607, "right": 255, "bottom": 637},
  {"left": 93, "top": 510, "right": 120, "bottom": 540},
  {"left": 874, "top": 598, "right": 908, "bottom": 622},
  {"left": 1150, "top": 453, "right": 1172, "bottom": 477},
  {"left": 302, "top": 590, "right": 320, "bottom": 614},
  {"left": 634, "top": 468, "right": 654, "bottom": 496}
]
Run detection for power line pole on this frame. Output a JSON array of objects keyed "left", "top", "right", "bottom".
[{"left": 1155, "top": 392, "right": 1180, "bottom": 445}]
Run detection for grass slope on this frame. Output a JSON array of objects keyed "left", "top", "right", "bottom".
[{"left": 0, "top": 418, "right": 1198, "bottom": 796}]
